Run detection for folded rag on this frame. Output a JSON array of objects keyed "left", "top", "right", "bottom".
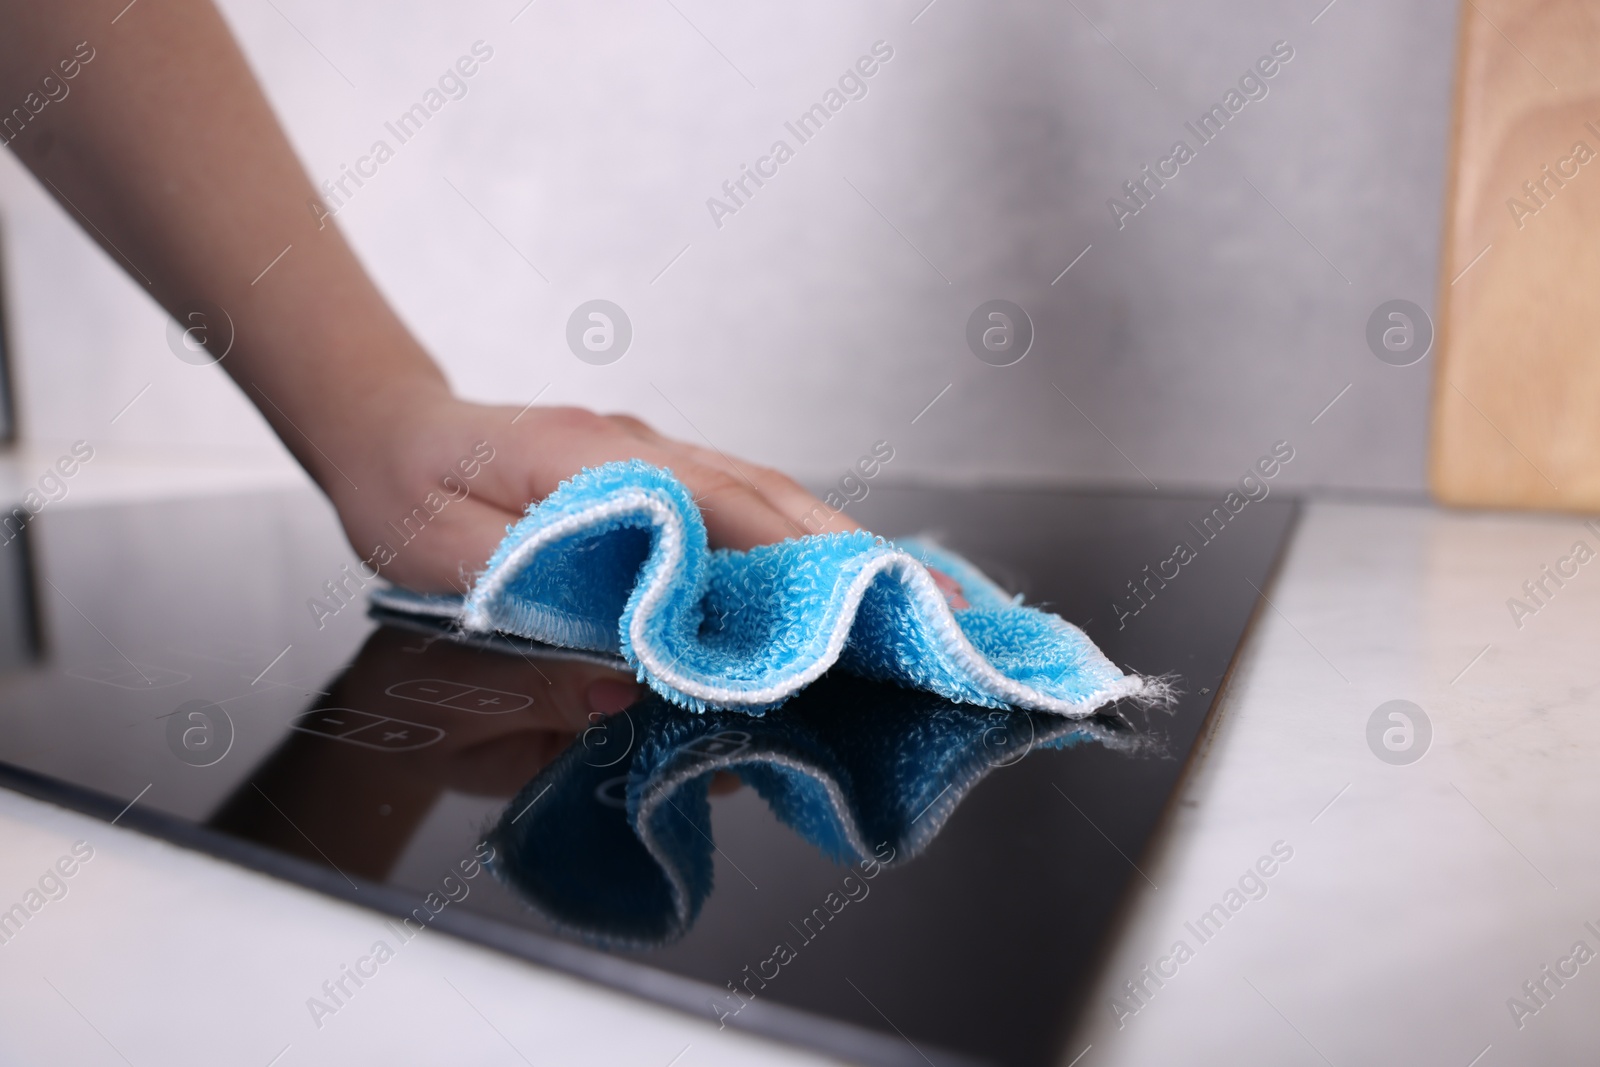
[
  {"left": 371, "top": 460, "right": 1159, "bottom": 715},
  {"left": 489, "top": 675, "right": 1150, "bottom": 948}
]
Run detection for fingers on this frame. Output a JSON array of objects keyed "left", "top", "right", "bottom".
[
  {"left": 672, "top": 461, "right": 807, "bottom": 550},
  {"left": 603, "top": 412, "right": 663, "bottom": 444},
  {"left": 708, "top": 771, "right": 743, "bottom": 796},
  {"left": 470, "top": 425, "right": 797, "bottom": 554},
  {"left": 695, "top": 447, "right": 861, "bottom": 537},
  {"left": 371, "top": 494, "right": 519, "bottom": 593},
  {"left": 929, "top": 568, "right": 970, "bottom": 609},
  {"left": 601, "top": 411, "right": 860, "bottom": 541},
  {"left": 586, "top": 677, "right": 644, "bottom": 716},
  {"left": 384, "top": 406, "right": 971, "bottom": 615},
  {"left": 483, "top": 405, "right": 861, "bottom": 551}
]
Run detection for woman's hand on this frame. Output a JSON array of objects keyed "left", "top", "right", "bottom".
[
  {"left": 0, "top": 0, "right": 967, "bottom": 606},
  {"left": 323, "top": 386, "right": 864, "bottom": 593}
]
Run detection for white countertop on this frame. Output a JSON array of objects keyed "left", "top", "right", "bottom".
[
  {"left": 1, "top": 467, "right": 1595, "bottom": 1065},
  {"left": 1067, "top": 499, "right": 1600, "bottom": 1065}
]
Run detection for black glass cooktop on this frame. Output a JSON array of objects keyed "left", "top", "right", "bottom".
[{"left": 0, "top": 482, "right": 1295, "bottom": 1067}]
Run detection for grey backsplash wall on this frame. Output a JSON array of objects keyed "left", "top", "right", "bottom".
[{"left": 0, "top": 0, "right": 1456, "bottom": 496}]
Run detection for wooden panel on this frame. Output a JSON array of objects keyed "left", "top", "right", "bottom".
[{"left": 1432, "top": 0, "right": 1600, "bottom": 508}]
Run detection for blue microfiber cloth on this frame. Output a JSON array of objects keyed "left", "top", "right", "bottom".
[
  {"left": 488, "top": 676, "right": 1152, "bottom": 948},
  {"left": 371, "top": 460, "right": 1160, "bottom": 716}
]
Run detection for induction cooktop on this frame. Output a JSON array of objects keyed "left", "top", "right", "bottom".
[{"left": 0, "top": 481, "right": 1295, "bottom": 1067}]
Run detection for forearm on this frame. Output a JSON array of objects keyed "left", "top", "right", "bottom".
[{"left": 0, "top": 0, "right": 447, "bottom": 484}]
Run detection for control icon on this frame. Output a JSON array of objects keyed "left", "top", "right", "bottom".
[
  {"left": 386, "top": 679, "right": 531, "bottom": 714},
  {"left": 291, "top": 708, "right": 444, "bottom": 752}
]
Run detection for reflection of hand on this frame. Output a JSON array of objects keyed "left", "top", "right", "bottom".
[
  {"left": 208, "top": 626, "right": 644, "bottom": 881},
  {"left": 337, "top": 625, "right": 643, "bottom": 798},
  {"left": 431, "top": 666, "right": 642, "bottom": 798}
]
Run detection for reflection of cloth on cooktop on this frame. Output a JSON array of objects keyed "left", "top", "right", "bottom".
[
  {"left": 489, "top": 676, "right": 1147, "bottom": 949},
  {"left": 371, "top": 461, "right": 1165, "bottom": 715}
]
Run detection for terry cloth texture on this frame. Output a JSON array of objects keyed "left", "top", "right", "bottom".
[
  {"left": 371, "top": 460, "right": 1158, "bottom": 715},
  {"left": 489, "top": 676, "right": 1151, "bottom": 948}
]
